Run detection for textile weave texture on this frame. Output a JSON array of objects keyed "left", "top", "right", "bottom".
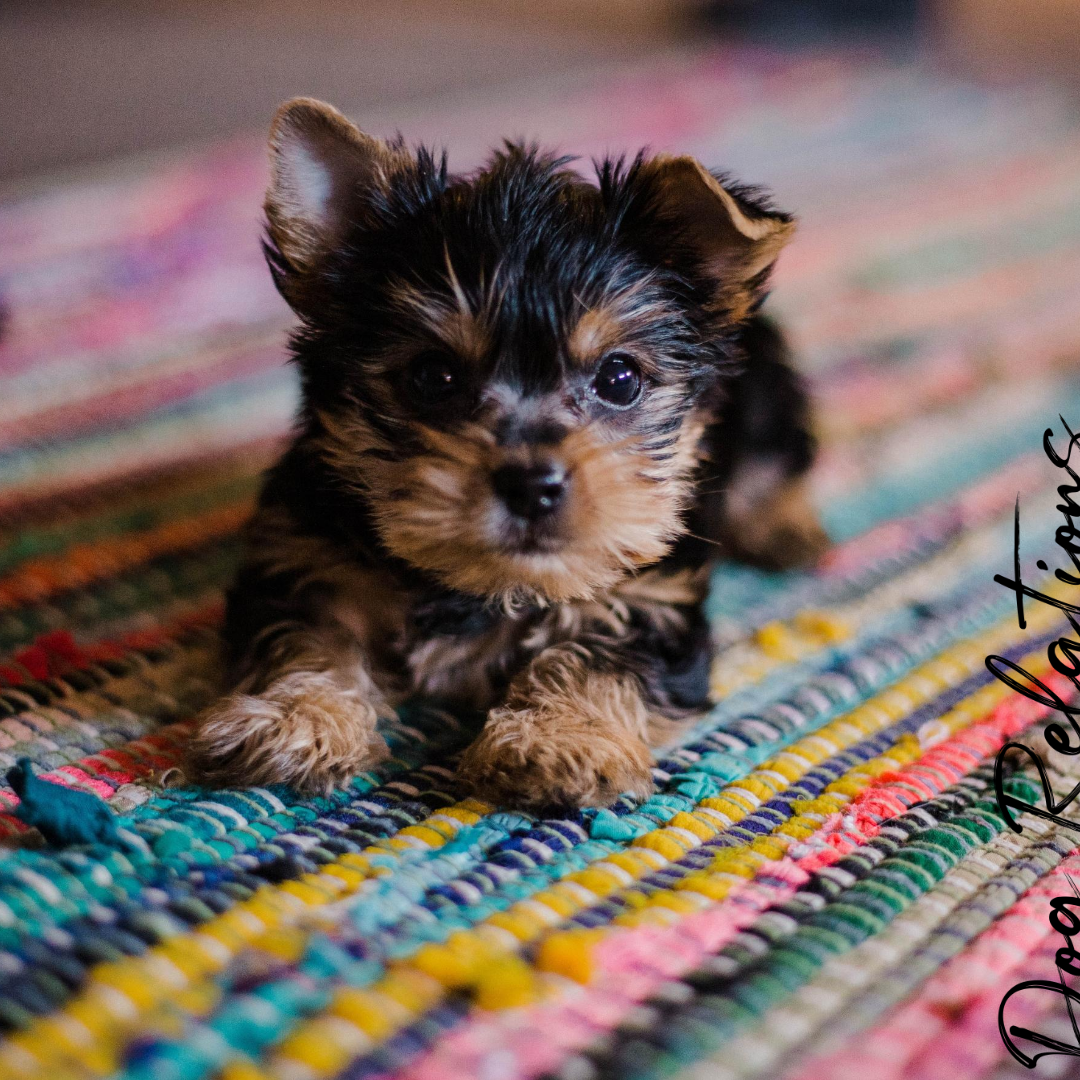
[{"left": 3, "top": 45, "right": 1080, "bottom": 1080}]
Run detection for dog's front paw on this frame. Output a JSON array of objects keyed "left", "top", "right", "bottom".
[
  {"left": 457, "top": 700, "right": 655, "bottom": 813},
  {"left": 188, "top": 673, "right": 388, "bottom": 795}
]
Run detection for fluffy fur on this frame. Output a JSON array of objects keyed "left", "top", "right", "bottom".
[{"left": 188, "top": 97, "right": 828, "bottom": 810}]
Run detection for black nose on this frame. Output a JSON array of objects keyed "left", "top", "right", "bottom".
[{"left": 492, "top": 462, "right": 568, "bottom": 521}]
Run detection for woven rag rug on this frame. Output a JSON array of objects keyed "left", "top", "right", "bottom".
[{"left": 5, "top": 44, "right": 1080, "bottom": 1080}]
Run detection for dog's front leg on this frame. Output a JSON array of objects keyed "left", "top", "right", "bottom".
[
  {"left": 189, "top": 619, "right": 391, "bottom": 795},
  {"left": 457, "top": 645, "right": 656, "bottom": 812}
]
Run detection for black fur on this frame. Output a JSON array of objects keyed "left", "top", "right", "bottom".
[
  {"left": 233, "top": 145, "right": 815, "bottom": 698},
  {"left": 200, "top": 122, "right": 823, "bottom": 804},
  {"left": 282, "top": 148, "right": 738, "bottom": 436}
]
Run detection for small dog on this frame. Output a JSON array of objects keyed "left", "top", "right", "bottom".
[{"left": 189, "top": 97, "right": 828, "bottom": 811}]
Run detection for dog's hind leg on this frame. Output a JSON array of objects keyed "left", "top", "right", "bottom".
[{"left": 690, "top": 313, "right": 830, "bottom": 570}]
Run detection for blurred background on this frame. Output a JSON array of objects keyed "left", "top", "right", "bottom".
[
  {"left": 9, "top": 7, "right": 1080, "bottom": 1078},
  {"left": 5, "top": 0, "right": 1080, "bottom": 519},
  {"left": 3, "top": 0, "right": 1076, "bottom": 186}
]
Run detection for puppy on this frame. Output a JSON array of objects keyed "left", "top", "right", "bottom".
[{"left": 188, "top": 98, "right": 828, "bottom": 811}]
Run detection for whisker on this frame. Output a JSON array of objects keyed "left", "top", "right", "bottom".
[{"left": 679, "top": 529, "right": 726, "bottom": 550}]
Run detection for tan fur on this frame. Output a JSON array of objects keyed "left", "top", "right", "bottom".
[
  {"left": 457, "top": 647, "right": 656, "bottom": 810},
  {"left": 195, "top": 102, "right": 817, "bottom": 804},
  {"left": 383, "top": 279, "right": 491, "bottom": 369},
  {"left": 189, "top": 666, "right": 390, "bottom": 795},
  {"left": 326, "top": 415, "right": 697, "bottom": 604},
  {"left": 567, "top": 307, "right": 619, "bottom": 365},
  {"left": 722, "top": 471, "right": 830, "bottom": 570},
  {"left": 192, "top": 504, "right": 712, "bottom": 796},
  {"left": 670, "top": 412, "right": 710, "bottom": 475},
  {"left": 566, "top": 281, "right": 679, "bottom": 377},
  {"left": 613, "top": 565, "right": 709, "bottom": 608},
  {"left": 640, "top": 155, "right": 796, "bottom": 323},
  {"left": 316, "top": 407, "right": 395, "bottom": 487},
  {"left": 189, "top": 508, "right": 409, "bottom": 792},
  {"left": 405, "top": 613, "right": 524, "bottom": 709}
]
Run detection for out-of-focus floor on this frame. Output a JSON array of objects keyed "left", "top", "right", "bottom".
[
  {"left": 0, "top": 0, "right": 681, "bottom": 185},
  {"left": 8, "top": 35, "right": 1080, "bottom": 1080},
  {"left": 10, "top": 5, "right": 1080, "bottom": 1079}
]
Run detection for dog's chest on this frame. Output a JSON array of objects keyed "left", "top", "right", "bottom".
[
  {"left": 399, "top": 593, "right": 535, "bottom": 709},
  {"left": 323, "top": 563, "right": 705, "bottom": 711},
  {"left": 320, "top": 564, "right": 534, "bottom": 707}
]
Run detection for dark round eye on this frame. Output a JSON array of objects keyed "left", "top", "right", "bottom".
[
  {"left": 592, "top": 354, "right": 643, "bottom": 407},
  {"left": 409, "top": 351, "right": 461, "bottom": 405}
]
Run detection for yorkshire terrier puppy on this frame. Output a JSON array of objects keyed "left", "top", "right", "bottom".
[{"left": 189, "top": 97, "right": 828, "bottom": 811}]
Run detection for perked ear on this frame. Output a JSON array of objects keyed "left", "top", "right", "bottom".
[
  {"left": 640, "top": 155, "right": 795, "bottom": 314},
  {"left": 265, "top": 97, "right": 408, "bottom": 307}
]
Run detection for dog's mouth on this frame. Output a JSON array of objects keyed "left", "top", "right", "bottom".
[
  {"left": 494, "top": 516, "right": 568, "bottom": 557},
  {"left": 369, "top": 435, "right": 684, "bottom": 601}
]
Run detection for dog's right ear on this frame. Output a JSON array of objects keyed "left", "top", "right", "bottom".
[
  {"left": 264, "top": 98, "right": 409, "bottom": 311},
  {"left": 606, "top": 154, "right": 794, "bottom": 324}
]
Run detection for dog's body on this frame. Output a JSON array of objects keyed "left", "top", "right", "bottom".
[{"left": 189, "top": 98, "right": 827, "bottom": 810}]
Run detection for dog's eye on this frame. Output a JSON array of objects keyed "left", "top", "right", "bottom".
[
  {"left": 409, "top": 351, "right": 461, "bottom": 404},
  {"left": 592, "top": 354, "right": 643, "bottom": 408}
]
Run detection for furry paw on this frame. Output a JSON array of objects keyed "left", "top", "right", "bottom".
[
  {"left": 457, "top": 696, "right": 655, "bottom": 812},
  {"left": 188, "top": 672, "right": 388, "bottom": 795}
]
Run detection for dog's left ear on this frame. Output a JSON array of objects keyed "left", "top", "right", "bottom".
[
  {"left": 623, "top": 155, "right": 795, "bottom": 317},
  {"left": 264, "top": 97, "right": 412, "bottom": 311}
]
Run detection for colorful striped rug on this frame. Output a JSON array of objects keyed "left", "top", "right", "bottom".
[{"left": 3, "top": 44, "right": 1080, "bottom": 1080}]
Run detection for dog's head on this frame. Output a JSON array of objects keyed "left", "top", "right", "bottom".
[{"left": 264, "top": 98, "right": 794, "bottom": 602}]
